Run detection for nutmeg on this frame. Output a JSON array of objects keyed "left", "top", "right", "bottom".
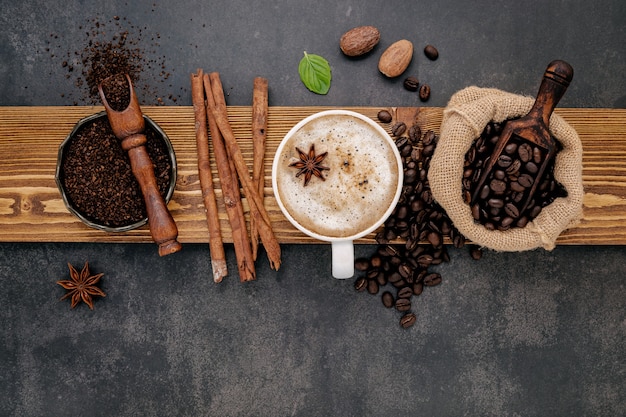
[
  {"left": 378, "top": 39, "right": 413, "bottom": 78},
  {"left": 339, "top": 26, "right": 380, "bottom": 57}
]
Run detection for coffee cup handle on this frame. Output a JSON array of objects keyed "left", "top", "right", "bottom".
[{"left": 331, "top": 240, "right": 354, "bottom": 279}]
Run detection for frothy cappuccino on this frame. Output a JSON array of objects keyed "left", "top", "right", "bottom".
[{"left": 273, "top": 112, "right": 402, "bottom": 239}]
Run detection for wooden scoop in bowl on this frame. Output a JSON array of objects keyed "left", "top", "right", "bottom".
[
  {"left": 98, "top": 73, "right": 182, "bottom": 256},
  {"left": 470, "top": 60, "right": 574, "bottom": 215}
]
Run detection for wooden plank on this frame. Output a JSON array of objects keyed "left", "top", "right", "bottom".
[{"left": 0, "top": 106, "right": 624, "bottom": 245}]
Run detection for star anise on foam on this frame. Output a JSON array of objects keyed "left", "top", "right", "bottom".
[
  {"left": 289, "top": 144, "right": 330, "bottom": 186},
  {"left": 57, "top": 262, "right": 106, "bottom": 310}
]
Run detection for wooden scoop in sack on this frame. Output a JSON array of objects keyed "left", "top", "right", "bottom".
[
  {"left": 471, "top": 60, "right": 574, "bottom": 214},
  {"left": 98, "top": 73, "right": 182, "bottom": 256}
]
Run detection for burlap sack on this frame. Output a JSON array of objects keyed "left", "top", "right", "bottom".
[{"left": 428, "top": 86, "right": 584, "bottom": 251}]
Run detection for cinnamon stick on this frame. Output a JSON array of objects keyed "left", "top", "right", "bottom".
[
  {"left": 207, "top": 72, "right": 281, "bottom": 270},
  {"left": 203, "top": 73, "right": 256, "bottom": 282},
  {"left": 190, "top": 69, "right": 227, "bottom": 283},
  {"left": 250, "top": 77, "right": 268, "bottom": 260}
]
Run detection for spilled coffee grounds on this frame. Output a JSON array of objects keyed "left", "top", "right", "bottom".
[
  {"left": 100, "top": 73, "right": 131, "bottom": 111},
  {"left": 48, "top": 15, "right": 182, "bottom": 105},
  {"left": 60, "top": 116, "right": 172, "bottom": 228}
]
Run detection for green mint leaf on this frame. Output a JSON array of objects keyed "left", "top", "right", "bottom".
[{"left": 298, "top": 51, "right": 332, "bottom": 95}]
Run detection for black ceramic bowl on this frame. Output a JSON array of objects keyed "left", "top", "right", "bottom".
[{"left": 55, "top": 111, "right": 177, "bottom": 232}]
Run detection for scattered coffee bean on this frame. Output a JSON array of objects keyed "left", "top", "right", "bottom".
[
  {"left": 391, "top": 121, "right": 407, "bottom": 137},
  {"left": 377, "top": 109, "right": 393, "bottom": 123},
  {"left": 395, "top": 297, "right": 411, "bottom": 312},
  {"left": 470, "top": 246, "right": 483, "bottom": 260},
  {"left": 367, "top": 279, "right": 379, "bottom": 295},
  {"left": 400, "top": 312, "right": 417, "bottom": 328},
  {"left": 354, "top": 276, "right": 367, "bottom": 292},
  {"left": 354, "top": 258, "right": 370, "bottom": 271},
  {"left": 423, "top": 273, "right": 442, "bottom": 287},
  {"left": 382, "top": 291, "right": 394, "bottom": 308},
  {"left": 419, "top": 84, "right": 431, "bottom": 101},
  {"left": 407, "top": 125, "right": 421, "bottom": 145},
  {"left": 354, "top": 120, "right": 475, "bottom": 330},
  {"left": 403, "top": 76, "right": 420, "bottom": 91},
  {"left": 397, "top": 286, "right": 413, "bottom": 299},
  {"left": 423, "top": 44, "right": 439, "bottom": 60}
]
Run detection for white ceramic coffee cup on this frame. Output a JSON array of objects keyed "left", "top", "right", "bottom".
[{"left": 272, "top": 110, "right": 403, "bottom": 278}]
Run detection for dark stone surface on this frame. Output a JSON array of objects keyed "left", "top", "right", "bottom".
[{"left": 0, "top": 1, "right": 624, "bottom": 415}]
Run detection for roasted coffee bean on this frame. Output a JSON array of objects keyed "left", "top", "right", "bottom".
[
  {"left": 400, "top": 312, "right": 417, "bottom": 329},
  {"left": 412, "top": 281, "right": 424, "bottom": 295},
  {"left": 376, "top": 271, "right": 387, "bottom": 286},
  {"left": 382, "top": 291, "right": 394, "bottom": 308},
  {"left": 417, "top": 254, "right": 434, "bottom": 267},
  {"left": 525, "top": 161, "right": 539, "bottom": 174},
  {"left": 510, "top": 181, "right": 525, "bottom": 192},
  {"left": 421, "top": 189, "right": 433, "bottom": 204},
  {"left": 419, "top": 84, "right": 431, "bottom": 102},
  {"left": 427, "top": 231, "right": 442, "bottom": 248},
  {"left": 424, "top": 44, "right": 439, "bottom": 60},
  {"left": 391, "top": 122, "right": 407, "bottom": 137},
  {"left": 370, "top": 255, "right": 382, "bottom": 268},
  {"left": 516, "top": 216, "right": 529, "bottom": 228},
  {"left": 506, "top": 159, "right": 522, "bottom": 175},
  {"left": 354, "top": 276, "right": 367, "bottom": 292},
  {"left": 422, "top": 144, "right": 435, "bottom": 158},
  {"left": 494, "top": 170, "right": 506, "bottom": 180},
  {"left": 392, "top": 278, "right": 408, "bottom": 288},
  {"left": 401, "top": 143, "right": 413, "bottom": 157},
  {"left": 500, "top": 216, "right": 514, "bottom": 228},
  {"left": 423, "top": 272, "right": 442, "bottom": 286},
  {"left": 423, "top": 130, "right": 436, "bottom": 146},
  {"left": 395, "top": 297, "right": 411, "bottom": 312},
  {"left": 403, "top": 76, "right": 420, "bottom": 91},
  {"left": 470, "top": 246, "right": 483, "bottom": 260},
  {"left": 490, "top": 179, "right": 507, "bottom": 194},
  {"left": 404, "top": 169, "right": 417, "bottom": 184},
  {"left": 398, "top": 263, "right": 413, "bottom": 279},
  {"left": 377, "top": 109, "right": 392, "bottom": 123},
  {"left": 479, "top": 184, "right": 490, "bottom": 200},
  {"left": 533, "top": 146, "right": 543, "bottom": 164},
  {"left": 511, "top": 191, "right": 524, "bottom": 203},
  {"left": 367, "top": 279, "right": 379, "bottom": 294},
  {"left": 518, "top": 143, "right": 532, "bottom": 162},
  {"left": 504, "top": 202, "right": 520, "bottom": 218},
  {"left": 395, "top": 136, "right": 408, "bottom": 149},
  {"left": 471, "top": 203, "right": 481, "bottom": 220},
  {"left": 497, "top": 155, "right": 513, "bottom": 168},
  {"left": 488, "top": 198, "right": 504, "bottom": 208},
  {"left": 355, "top": 258, "right": 370, "bottom": 271},
  {"left": 397, "top": 286, "right": 413, "bottom": 299},
  {"left": 518, "top": 174, "right": 534, "bottom": 188},
  {"left": 395, "top": 205, "right": 408, "bottom": 220},
  {"left": 466, "top": 146, "right": 476, "bottom": 164},
  {"left": 408, "top": 124, "right": 421, "bottom": 143},
  {"left": 387, "top": 271, "right": 402, "bottom": 284},
  {"left": 530, "top": 205, "right": 542, "bottom": 218},
  {"left": 504, "top": 142, "right": 518, "bottom": 155},
  {"left": 413, "top": 269, "right": 427, "bottom": 283}
]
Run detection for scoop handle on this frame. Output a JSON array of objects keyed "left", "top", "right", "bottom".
[
  {"left": 528, "top": 60, "right": 574, "bottom": 126},
  {"left": 123, "top": 134, "right": 182, "bottom": 256}
]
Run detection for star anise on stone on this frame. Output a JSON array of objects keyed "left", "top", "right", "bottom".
[
  {"left": 57, "top": 262, "right": 106, "bottom": 310},
  {"left": 288, "top": 144, "right": 330, "bottom": 186}
]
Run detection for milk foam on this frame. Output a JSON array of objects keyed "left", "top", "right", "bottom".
[{"left": 275, "top": 114, "right": 400, "bottom": 238}]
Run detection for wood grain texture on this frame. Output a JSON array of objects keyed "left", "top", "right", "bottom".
[{"left": 0, "top": 106, "right": 624, "bottom": 244}]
